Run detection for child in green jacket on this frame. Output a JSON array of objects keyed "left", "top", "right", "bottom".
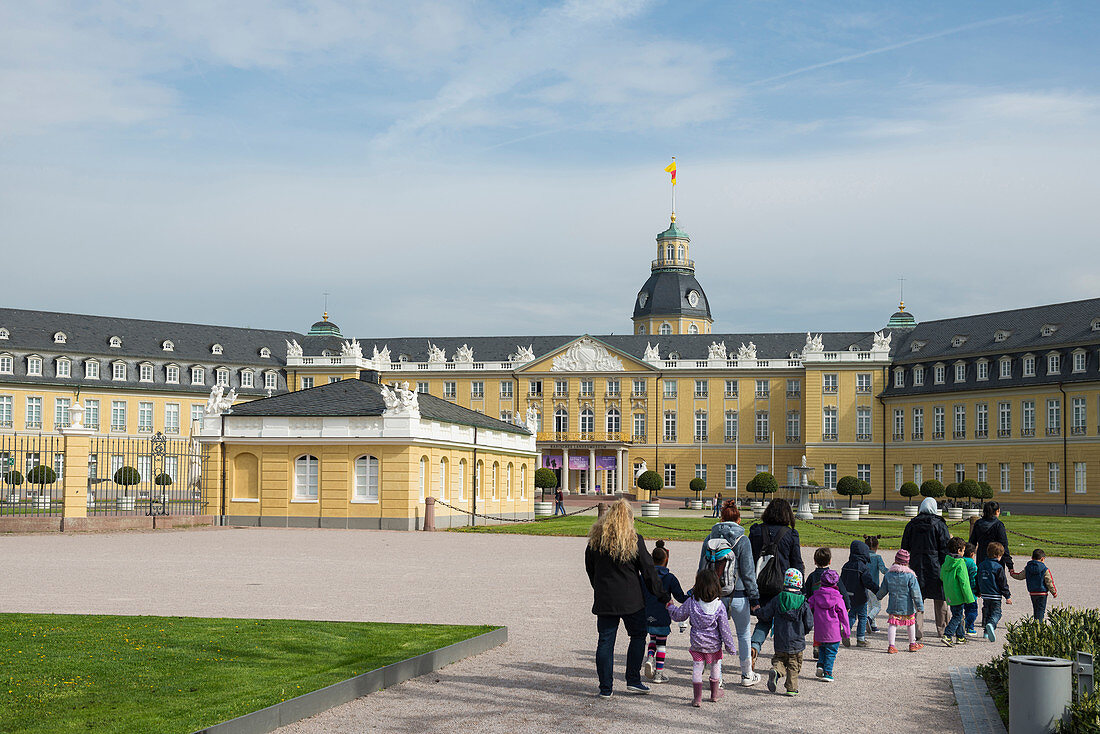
[{"left": 940, "top": 537, "right": 976, "bottom": 646}]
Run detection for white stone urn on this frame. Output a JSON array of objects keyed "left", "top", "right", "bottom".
[
  {"left": 903, "top": 505, "right": 918, "bottom": 518},
  {"left": 858, "top": 504, "right": 870, "bottom": 516},
  {"left": 809, "top": 502, "right": 821, "bottom": 513},
  {"left": 641, "top": 502, "right": 660, "bottom": 517},
  {"left": 534, "top": 501, "right": 553, "bottom": 516},
  {"left": 964, "top": 508, "right": 981, "bottom": 518},
  {"left": 948, "top": 507, "right": 963, "bottom": 520},
  {"left": 841, "top": 507, "right": 861, "bottom": 521},
  {"left": 689, "top": 499, "right": 704, "bottom": 511}
]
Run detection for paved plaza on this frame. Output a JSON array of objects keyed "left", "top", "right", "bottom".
[{"left": 2, "top": 527, "right": 1087, "bottom": 732}]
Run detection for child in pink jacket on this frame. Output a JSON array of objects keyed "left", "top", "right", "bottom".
[
  {"left": 806, "top": 569, "right": 850, "bottom": 682},
  {"left": 668, "top": 568, "right": 738, "bottom": 707}
]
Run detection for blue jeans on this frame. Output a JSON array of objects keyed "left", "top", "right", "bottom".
[
  {"left": 751, "top": 617, "right": 772, "bottom": 652},
  {"left": 982, "top": 598, "right": 1003, "bottom": 630},
  {"left": 965, "top": 601, "right": 979, "bottom": 632},
  {"left": 723, "top": 595, "right": 753, "bottom": 676},
  {"left": 849, "top": 601, "right": 868, "bottom": 641},
  {"left": 944, "top": 604, "right": 966, "bottom": 639},
  {"left": 867, "top": 596, "right": 882, "bottom": 629},
  {"left": 1032, "top": 595, "right": 1048, "bottom": 622},
  {"left": 596, "top": 609, "right": 648, "bottom": 694},
  {"left": 818, "top": 641, "right": 839, "bottom": 676},
  {"left": 554, "top": 501, "right": 565, "bottom": 515}
]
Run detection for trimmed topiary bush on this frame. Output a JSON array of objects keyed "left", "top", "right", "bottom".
[
  {"left": 858, "top": 479, "right": 872, "bottom": 504},
  {"left": 747, "top": 472, "right": 778, "bottom": 502},
  {"left": 689, "top": 477, "right": 706, "bottom": 501},
  {"left": 3, "top": 470, "right": 24, "bottom": 487},
  {"left": 154, "top": 473, "right": 173, "bottom": 487},
  {"left": 900, "top": 481, "right": 920, "bottom": 505},
  {"left": 977, "top": 481, "right": 994, "bottom": 504},
  {"left": 944, "top": 482, "right": 961, "bottom": 504},
  {"left": 114, "top": 466, "right": 141, "bottom": 495},
  {"left": 26, "top": 465, "right": 57, "bottom": 486},
  {"left": 534, "top": 467, "right": 558, "bottom": 500},
  {"left": 920, "top": 479, "right": 945, "bottom": 500},
  {"left": 836, "top": 475, "right": 861, "bottom": 508},
  {"left": 637, "top": 470, "right": 663, "bottom": 499},
  {"left": 959, "top": 478, "right": 981, "bottom": 509}
]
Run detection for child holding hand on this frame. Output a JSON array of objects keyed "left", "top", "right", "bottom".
[{"left": 668, "top": 569, "right": 738, "bottom": 707}]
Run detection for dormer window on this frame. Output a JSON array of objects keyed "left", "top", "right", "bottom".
[
  {"left": 0, "top": 328, "right": 8, "bottom": 340},
  {"left": 893, "top": 368, "right": 905, "bottom": 388},
  {"left": 162, "top": 340, "right": 174, "bottom": 352},
  {"left": 910, "top": 340, "right": 926, "bottom": 353},
  {"left": 241, "top": 369, "right": 254, "bottom": 388},
  {"left": 53, "top": 332, "right": 66, "bottom": 344},
  {"left": 913, "top": 365, "right": 925, "bottom": 386},
  {"left": 668, "top": 352, "right": 681, "bottom": 360},
  {"left": 976, "top": 360, "right": 989, "bottom": 381},
  {"left": 994, "top": 330, "right": 1011, "bottom": 343},
  {"left": 0, "top": 354, "right": 11, "bottom": 374},
  {"left": 27, "top": 355, "right": 42, "bottom": 376},
  {"left": 1047, "top": 353, "right": 1061, "bottom": 375},
  {"left": 109, "top": 336, "right": 122, "bottom": 348},
  {"left": 191, "top": 366, "right": 205, "bottom": 385},
  {"left": 166, "top": 364, "right": 179, "bottom": 384},
  {"left": 1092, "top": 318, "right": 1100, "bottom": 332},
  {"left": 1023, "top": 354, "right": 1036, "bottom": 377},
  {"left": 1040, "top": 324, "right": 1059, "bottom": 337},
  {"left": 264, "top": 371, "right": 278, "bottom": 391},
  {"left": 85, "top": 360, "right": 99, "bottom": 380},
  {"left": 934, "top": 364, "right": 945, "bottom": 384},
  {"left": 211, "top": 344, "right": 223, "bottom": 355},
  {"left": 259, "top": 347, "right": 271, "bottom": 359},
  {"left": 215, "top": 367, "right": 229, "bottom": 387},
  {"left": 139, "top": 363, "right": 154, "bottom": 382},
  {"left": 56, "top": 358, "right": 71, "bottom": 378},
  {"left": 999, "top": 357, "right": 1012, "bottom": 379},
  {"left": 954, "top": 362, "right": 966, "bottom": 383},
  {"left": 848, "top": 345, "right": 859, "bottom": 352},
  {"left": 1072, "top": 350, "right": 1087, "bottom": 373},
  {"left": 398, "top": 354, "right": 410, "bottom": 362},
  {"left": 951, "top": 335, "right": 968, "bottom": 348},
  {"left": 112, "top": 361, "right": 127, "bottom": 381}
]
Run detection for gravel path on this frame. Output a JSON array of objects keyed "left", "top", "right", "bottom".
[{"left": 1, "top": 527, "right": 1086, "bottom": 732}]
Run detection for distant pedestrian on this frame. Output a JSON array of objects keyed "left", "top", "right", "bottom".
[
  {"left": 554, "top": 488, "right": 565, "bottom": 515},
  {"left": 863, "top": 535, "right": 888, "bottom": 633},
  {"left": 901, "top": 497, "right": 951, "bottom": 639},
  {"left": 754, "top": 568, "right": 813, "bottom": 697},
  {"left": 875, "top": 549, "right": 924, "bottom": 653},
  {"left": 969, "top": 501, "right": 1015, "bottom": 572},
  {"left": 840, "top": 540, "right": 879, "bottom": 647},
  {"left": 976, "top": 541, "right": 1013, "bottom": 642},
  {"left": 1011, "top": 548, "right": 1057, "bottom": 622},
  {"left": 585, "top": 499, "right": 670, "bottom": 698},
  {"left": 642, "top": 540, "right": 688, "bottom": 684},
  {"left": 712, "top": 492, "right": 723, "bottom": 518},
  {"left": 806, "top": 569, "right": 849, "bottom": 682},
  {"left": 667, "top": 569, "right": 738, "bottom": 706}
]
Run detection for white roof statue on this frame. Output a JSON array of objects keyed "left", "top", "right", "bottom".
[
  {"left": 737, "top": 341, "right": 757, "bottom": 361},
  {"left": 803, "top": 333, "right": 825, "bottom": 354},
  {"left": 510, "top": 345, "right": 536, "bottom": 364},
  {"left": 380, "top": 381, "right": 420, "bottom": 418},
  {"left": 872, "top": 330, "right": 892, "bottom": 351},
  {"left": 707, "top": 341, "right": 728, "bottom": 360},
  {"left": 372, "top": 344, "right": 391, "bottom": 364},
  {"left": 525, "top": 406, "right": 539, "bottom": 434},
  {"left": 643, "top": 342, "right": 660, "bottom": 362},
  {"left": 286, "top": 339, "right": 303, "bottom": 358},
  {"left": 454, "top": 344, "right": 475, "bottom": 363},
  {"left": 551, "top": 337, "right": 624, "bottom": 372},
  {"left": 341, "top": 339, "right": 363, "bottom": 360},
  {"left": 204, "top": 385, "right": 238, "bottom": 417},
  {"left": 426, "top": 341, "right": 447, "bottom": 364}
]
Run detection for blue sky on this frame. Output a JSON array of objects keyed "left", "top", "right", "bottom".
[{"left": 2, "top": 1, "right": 1099, "bottom": 338}]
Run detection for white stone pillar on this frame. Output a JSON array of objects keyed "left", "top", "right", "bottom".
[
  {"left": 618, "top": 449, "right": 625, "bottom": 496},
  {"left": 562, "top": 448, "right": 570, "bottom": 495},
  {"left": 589, "top": 448, "right": 596, "bottom": 495}
]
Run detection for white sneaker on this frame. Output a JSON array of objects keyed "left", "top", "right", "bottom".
[
  {"left": 741, "top": 672, "right": 761, "bottom": 687},
  {"left": 643, "top": 656, "right": 655, "bottom": 679},
  {"left": 652, "top": 671, "right": 669, "bottom": 684}
]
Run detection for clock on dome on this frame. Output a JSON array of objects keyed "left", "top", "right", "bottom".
[{"left": 687, "top": 290, "right": 700, "bottom": 307}]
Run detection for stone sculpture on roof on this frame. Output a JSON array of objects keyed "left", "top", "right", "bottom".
[
  {"left": 426, "top": 342, "right": 447, "bottom": 364},
  {"left": 381, "top": 381, "right": 420, "bottom": 418},
  {"left": 737, "top": 341, "right": 757, "bottom": 361},
  {"left": 551, "top": 337, "right": 624, "bottom": 372},
  {"left": 510, "top": 345, "right": 536, "bottom": 364},
  {"left": 286, "top": 339, "right": 303, "bottom": 358},
  {"left": 204, "top": 385, "right": 237, "bottom": 417},
  {"left": 707, "top": 341, "right": 728, "bottom": 360},
  {"left": 525, "top": 406, "right": 539, "bottom": 434},
  {"left": 454, "top": 344, "right": 475, "bottom": 363},
  {"left": 803, "top": 333, "right": 825, "bottom": 353},
  {"left": 372, "top": 344, "right": 391, "bottom": 364},
  {"left": 643, "top": 342, "right": 660, "bottom": 362},
  {"left": 872, "top": 330, "right": 892, "bottom": 351},
  {"left": 341, "top": 339, "right": 363, "bottom": 360}
]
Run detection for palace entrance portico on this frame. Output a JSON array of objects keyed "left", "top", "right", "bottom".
[{"left": 537, "top": 440, "right": 630, "bottom": 496}]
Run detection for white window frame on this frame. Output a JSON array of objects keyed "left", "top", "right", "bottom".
[
  {"left": 56, "top": 358, "right": 71, "bottom": 378},
  {"left": 240, "top": 370, "right": 254, "bottom": 388},
  {"left": 934, "top": 364, "right": 945, "bottom": 384},
  {"left": 999, "top": 358, "right": 1011, "bottom": 379},
  {"left": 264, "top": 371, "right": 278, "bottom": 390},
  {"left": 294, "top": 455, "right": 319, "bottom": 501},
  {"left": 914, "top": 365, "right": 925, "bottom": 386},
  {"left": 1023, "top": 462, "right": 1034, "bottom": 493},
  {"left": 166, "top": 364, "right": 179, "bottom": 384},
  {"left": 191, "top": 366, "right": 205, "bottom": 385},
  {"left": 138, "top": 401, "right": 153, "bottom": 432},
  {"left": 353, "top": 455, "right": 380, "bottom": 503},
  {"left": 1075, "top": 462, "right": 1087, "bottom": 494},
  {"left": 139, "top": 363, "right": 153, "bottom": 382},
  {"left": 165, "top": 403, "right": 180, "bottom": 434},
  {"left": 27, "top": 356, "right": 43, "bottom": 376}
]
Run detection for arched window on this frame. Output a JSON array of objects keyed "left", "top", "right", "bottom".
[
  {"left": 439, "top": 457, "right": 448, "bottom": 499},
  {"left": 688, "top": 323, "right": 699, "bottom": 334},
  {"left": 580, "top": 408, "right": 594, "bottom": 434},
  {"left": 659, "top": 323, "right": 672, "bottom": 336},
  {"left": 457, "top": 459, "right": 466, "bottom": 500},
  {"left": 232, "top": 452, "right": 259, "bottom": 500},
  {"left": 677, "top": 244, "right": 684, "bottom": 260},
  {"left": 492, "top": 462, "right": 499, "bottom": 499},
  {"left": 354, "top": 455, "right": 379, "bottom": 502},
  {"left": 520, "top": 464, "right": 527, "bottom": 499},
  {"left": 606, "top": 408, "right": 621, "bottom": 434},
  {"left": 554, "top": 407, "right": 568, "bottom": 433},
  {"left": 666, "top": 243, "right": 674, "bottom": 260},
  {"left": 476, "top": 460, "right": 483, "bottom": 499},
  {"left": 506, "top": 463, "right": 513, "bottom": 499},
  {"left": 419, "top": 456, "right": 428, "bottom": 500},
  {"left": 637, "top": 324, "right": 646, "bottom": 334},
  {"left": 294, "top": 455, "right": 318, "bottom": 500}
]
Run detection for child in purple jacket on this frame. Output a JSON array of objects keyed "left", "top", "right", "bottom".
[
  {"left": 668, "top": 569, "right": 738, "bottom": 707},
  {"left": 806, "top": 569, "right": 850, "bottom": 682}
]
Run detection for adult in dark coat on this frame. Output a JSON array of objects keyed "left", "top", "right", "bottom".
[
  {"left": 900, "top": 496, "right": 951, "bottom": 639},
  {"left": 969, "top": 501, "right": 1014, "bottom": 571},
  {"left": 585, "top": 500, "right": 669, "bottom": 697},
  {"left": 748, "top": 499, "right": 804, "bottom": 664}
]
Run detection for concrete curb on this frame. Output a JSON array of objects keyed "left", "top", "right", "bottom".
[
  {"left": 192, "top": 626, "right": 508, "bottom": 734},
  {"left": 951, "top": 665, "right": 1008, "bottom": 734}
]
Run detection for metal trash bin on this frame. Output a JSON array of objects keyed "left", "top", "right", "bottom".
[{"left": 1009, "top": 655, "right": 1072, "bottom": 733}]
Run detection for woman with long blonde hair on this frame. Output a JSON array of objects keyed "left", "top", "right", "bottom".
[{"left": 585, "top": 499, "right": 669, "bottom": 698}]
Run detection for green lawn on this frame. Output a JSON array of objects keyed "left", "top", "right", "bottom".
[
  {"left": 0, "top": 614, "right": 493, "bottom": 734},
  {"left": 454, "top": 512, "right": 1100, "bottom": 559}
]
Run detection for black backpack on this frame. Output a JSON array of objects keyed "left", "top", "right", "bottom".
[{"left": 755, "top": 525, "right": 791, "bottom": 598}]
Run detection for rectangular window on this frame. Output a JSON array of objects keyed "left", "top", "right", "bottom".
[
  {"left": 500, "top": 381, "right": 513, "bottom": 398},
  {"left": 694, "top": 411, "right": 708, "bottom": 442},
  {"left": 166, "top": 365, "right": 179, "bottom": 384},
  {"left": 1023, "top": 462, "right": 1035, "bottom": 493},
  {"left": 976, "top": 403, "right": 988, "bottom": 437},
  {"left": 633, "top": 413, "right": 646, "bottom": 440},
  {"left": 857, "top": 464, "right": 871, "bottom": 483},
  {"left": 755, "top": 379, "right": 769, "bottom": 398},
  {"left": 694, "top": 379, "right": 708, "bottom": 398},
  {"left": 663, "top": 380, "right": 677, "bottom": 398},
  {"left": 756, "top": 464, "right": 769, "bottom": 475},
  {"left": 934, "top": 464, "right": 943, "bottom": 483},
  {"left": 1048, "top": 354, "right": 1061, "bottom": 375},
  {"left": 580, "top": 379, "right": 593, "bottom": 397},
  {"left": 191, "top": 404, "right": 203, "bottom": 424},
  {"left": 999, "top": 359, "right": 1011, "bottom": 379},
  {"left": 664, "top": 463, "right": 676, "bottom": 489},
  {"left": 934, "top": 365, "right": 945, "bottom": 384},
  {"left": 300, "top": 376, "right": 314, "bottom": 389},
  {"left": 663, "top": 411, "right": 677, "bottom": 442},
  {"left": 165, "top": 404, "right": 180, "bottom": 433},
  {"left": 824, "top": 463, "right": 837, "bottom": 489},
  {"left": 632, "top": 378, "right": 646, "bottom": 396},
  {"left": 191, "top": 366, "right": 204, "bottom": 385},
  {"left": 894, "top": 369, "right": 904, "bottom": 388},
  {"left": 471, "top": 381, "right": 484, "bottom": 399},
  {"left": 913, "top": 407, "right": 924, "bottom": 438},
  {"left": 856, "top": 373, "right": 872, "bottom": 394},
  {"left": 1023, "top": 356, "right": 1036, "bottom": 377},
  {"left": 755, "top": 411, "right": 769, "bottom": 441},
  {"left": 725, "top": 464, "right": 737, "bottom": 490},
  {"left": 895, "top": 464, "right": 903, "bottom": 491},
  {"left": 84, "top": 399, "right": 99, "bottom": 429},
  {"left": 554, "top": 379, "right": 568, "bottom": 397},
  {"left": 500, "top": 411, "right": 513, "bottom": 423},
  {"left": 977, "top": 361, "right": 989, "bottom": 381},
  {"left": 1023, "top": 400, "right": 1036, "bottom": 435},
  {"left": 999, "top": 402, "right": 1012, "bottom": 436},
  {"left": 1000, "top": 463, "right": 1011, "bottom": 493},
  {"left": 0, "top": 395, "right": 12, "bottom": 428},
  {"left": 786, "top": 379, "right": 800, "bottom": 397},
  {"left": 893, "top": 409, "right": 904, "bottom": 440},
  {"left": 1072, "top": 397, "right": 1086, "bottom": 434},
  {"left": 606, "top": 379, "right": 620, "bottom": 396},
  {"left": 54, "top": 398, "right": 70, "bottom": 429},
  {"left": 139, "top": 363, "right": 153, "bottom": 382},
  {"left": 0, "top": 355, "right": 11, "bottom": 374},
  {"left": 138, "top": 402, "right": 153, "bottom": 432},
  {"left": 856, "top": 407, "right": 871, "bottom": 440},
  {"left": 25, "top": 396, "right": 42, "bottom": 429},
  {"left": 822, "top": 407, "right": 837, "bottom": 440},
  {"left": 955, "top": 463, "right": 965, "bottom": 483},
  {"left": 1047, "top": 399, "right": 1061, "bottom": 436},
  {"left": 264, "top": 372, "right": 278, "bottom": 390},
  {"left": 417, "top": 382, "right": 429, "bottom": 394},
  {"left": 786, "top": 410, "right": 800, "bottom": 440},
  {"left": 443, "top": 381, "right": 456, "bottom": 398},
  {"left": 295, "top": 456, "right": 319, "bottom": 500},
  {"left": 695, "top": 463, "right": 707, "bottom": 481},
  {"left": 823, "top": 374, "right": 838, "bottom": 394},
  {"left": 977, "top": 463, "right": 988, "bottom": 483},
  {"left": 528, "top": 379, "right": 542, "bottom": 396},
  {"left": 954, "top": 363, "right": 966, "bottom": 383},
  {"left": 725, "top": 379, "right": 738, "bottom": 397},
  {"left": 241, "top": 370, "right": 254, "bottom": 388},
  {"left": 1075, "top": 462, "right": 1087, "bottom": 494},
  {"left": 1049, "top": 462, "right": 1060, "bottom": 493},
  {"left": 1073, "top": 352, "right": 1087, "bottom": 373},
  {"left": 913, "top": 464, "right": 923, "bottom": 485},
  {"left": 112, "top": 362, "right": 126, "bottom": 381},
  {"left": 57, "top": 360, "right": 71, "bottom": 378},
  {"left": 85, "top": 360, "right": 99, "bottom": 379},
  {"left": 27, "top": 357, "right": 42, "bottom": 376},
  {"left": 933, "top": 406, "right": 945, "bottom": 438},
  {"left": 110, "top": 400, "right": 126, "bottom": 432},
  {"left": 914, "top": 366, "right": 925, "bottom": 386},
  {"left": 725, "top": 411, "right": 738, "bottom": 442}
]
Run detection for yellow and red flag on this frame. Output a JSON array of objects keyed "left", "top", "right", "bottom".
[{"left": 664, "top": 159, "right": 677, "bottom": 185}]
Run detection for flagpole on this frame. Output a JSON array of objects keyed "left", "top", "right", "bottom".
[{"left": 671, "top": 156, "right": 676, "bottom": 220}]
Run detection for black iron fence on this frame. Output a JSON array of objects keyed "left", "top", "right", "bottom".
[
  {"left": 88, "top": 432, "right": 207, "bottom": 516},
  {"left": 0, "top": 433, "right": 65, "bottom": 516}
]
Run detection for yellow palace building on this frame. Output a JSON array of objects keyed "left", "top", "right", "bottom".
[{"left": 1, "top": 211, "right": 1099, "bottom": 519}]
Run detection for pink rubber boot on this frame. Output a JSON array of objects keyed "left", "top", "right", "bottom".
[
  {"left": 692, "top": 682, "right": 703, "bottom": 707},
  {"left": 709, "top": 679, "right": 723, "bottom": 702}
]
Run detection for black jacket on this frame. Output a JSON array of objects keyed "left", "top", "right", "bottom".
[
  {"left": 969, "top": 517, "right": 1014, "bottom": 571},
  {"left": 839, "top": 540, "right": 880, "bottom": 607},
  {"left": 749, "top": 523, "right": 804, "bottom": 600},
  {"left": 901, "top": 512, "right": 951, "bottom": 600},
  {"left": 754, "top": 593, "right": 814, "bottom": 654},
  {"left": 804, "top": 567, "right": 851, "bottom": 611},
  {"left": 585, "top": 533, "right": 669, "bottom": 616}
]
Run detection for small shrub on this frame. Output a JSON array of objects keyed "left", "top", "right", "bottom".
[
  {"left": 534, "top": 467, "right": 557, "bottom": 500},
  {"left": 836, "top": 475, "right": 861, "bottom": 507},
  {"left": 944, "top": 482, "right": 960, "bottom": 501},
  {"left": 689, "top": 477, "right": 706, "bottom": 497},
  {"left": 900, "top": 481, "right": 920, "bottom": 504},
  {"left": 637, "top": 470, "right": 663, "bottom": 499},
  {"left": 154, "top": 473, "right": 173, "bottom": 487},
  {"left": 920, "top": 479, "right": 945, "bottom": 499},
  {"left": 26, "top": 465, "right": 57, "bottom": 486},
  {"left": 858, "top": 479, "right": 872, "bottom": 502},
  {"left": 2, "top": 470, "right": 24, "bottom": 487},
  {"left": 959, "top": 478, "right": 981, "bottom": 509},
  {"left": 747, "top": 472, "right": 777, "bottom": 501}
]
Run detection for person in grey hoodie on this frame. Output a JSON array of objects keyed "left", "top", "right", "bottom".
[{"left": 699, "top": 500, "right": 761, "bottom": 687}]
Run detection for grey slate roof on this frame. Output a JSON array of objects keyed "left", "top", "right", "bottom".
[
  {"left": 228, "top": 377, "right": 532, "bottom": 435},
  {"left": 890, "top": 297, "right": 1100, "bottom": 363},
  {"left": 632, "top": 271, "right": 712, "bottom": 321}
]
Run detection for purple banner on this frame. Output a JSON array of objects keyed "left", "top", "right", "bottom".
[
  {"left": 568, "top": 455, "right": 589, "bottom": 470},
  {"left": 595, "top": 455, "right": 617, "bottom": 470},
  {"left": 542, "top": 455, "right": 563, "bottom": 470}
]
